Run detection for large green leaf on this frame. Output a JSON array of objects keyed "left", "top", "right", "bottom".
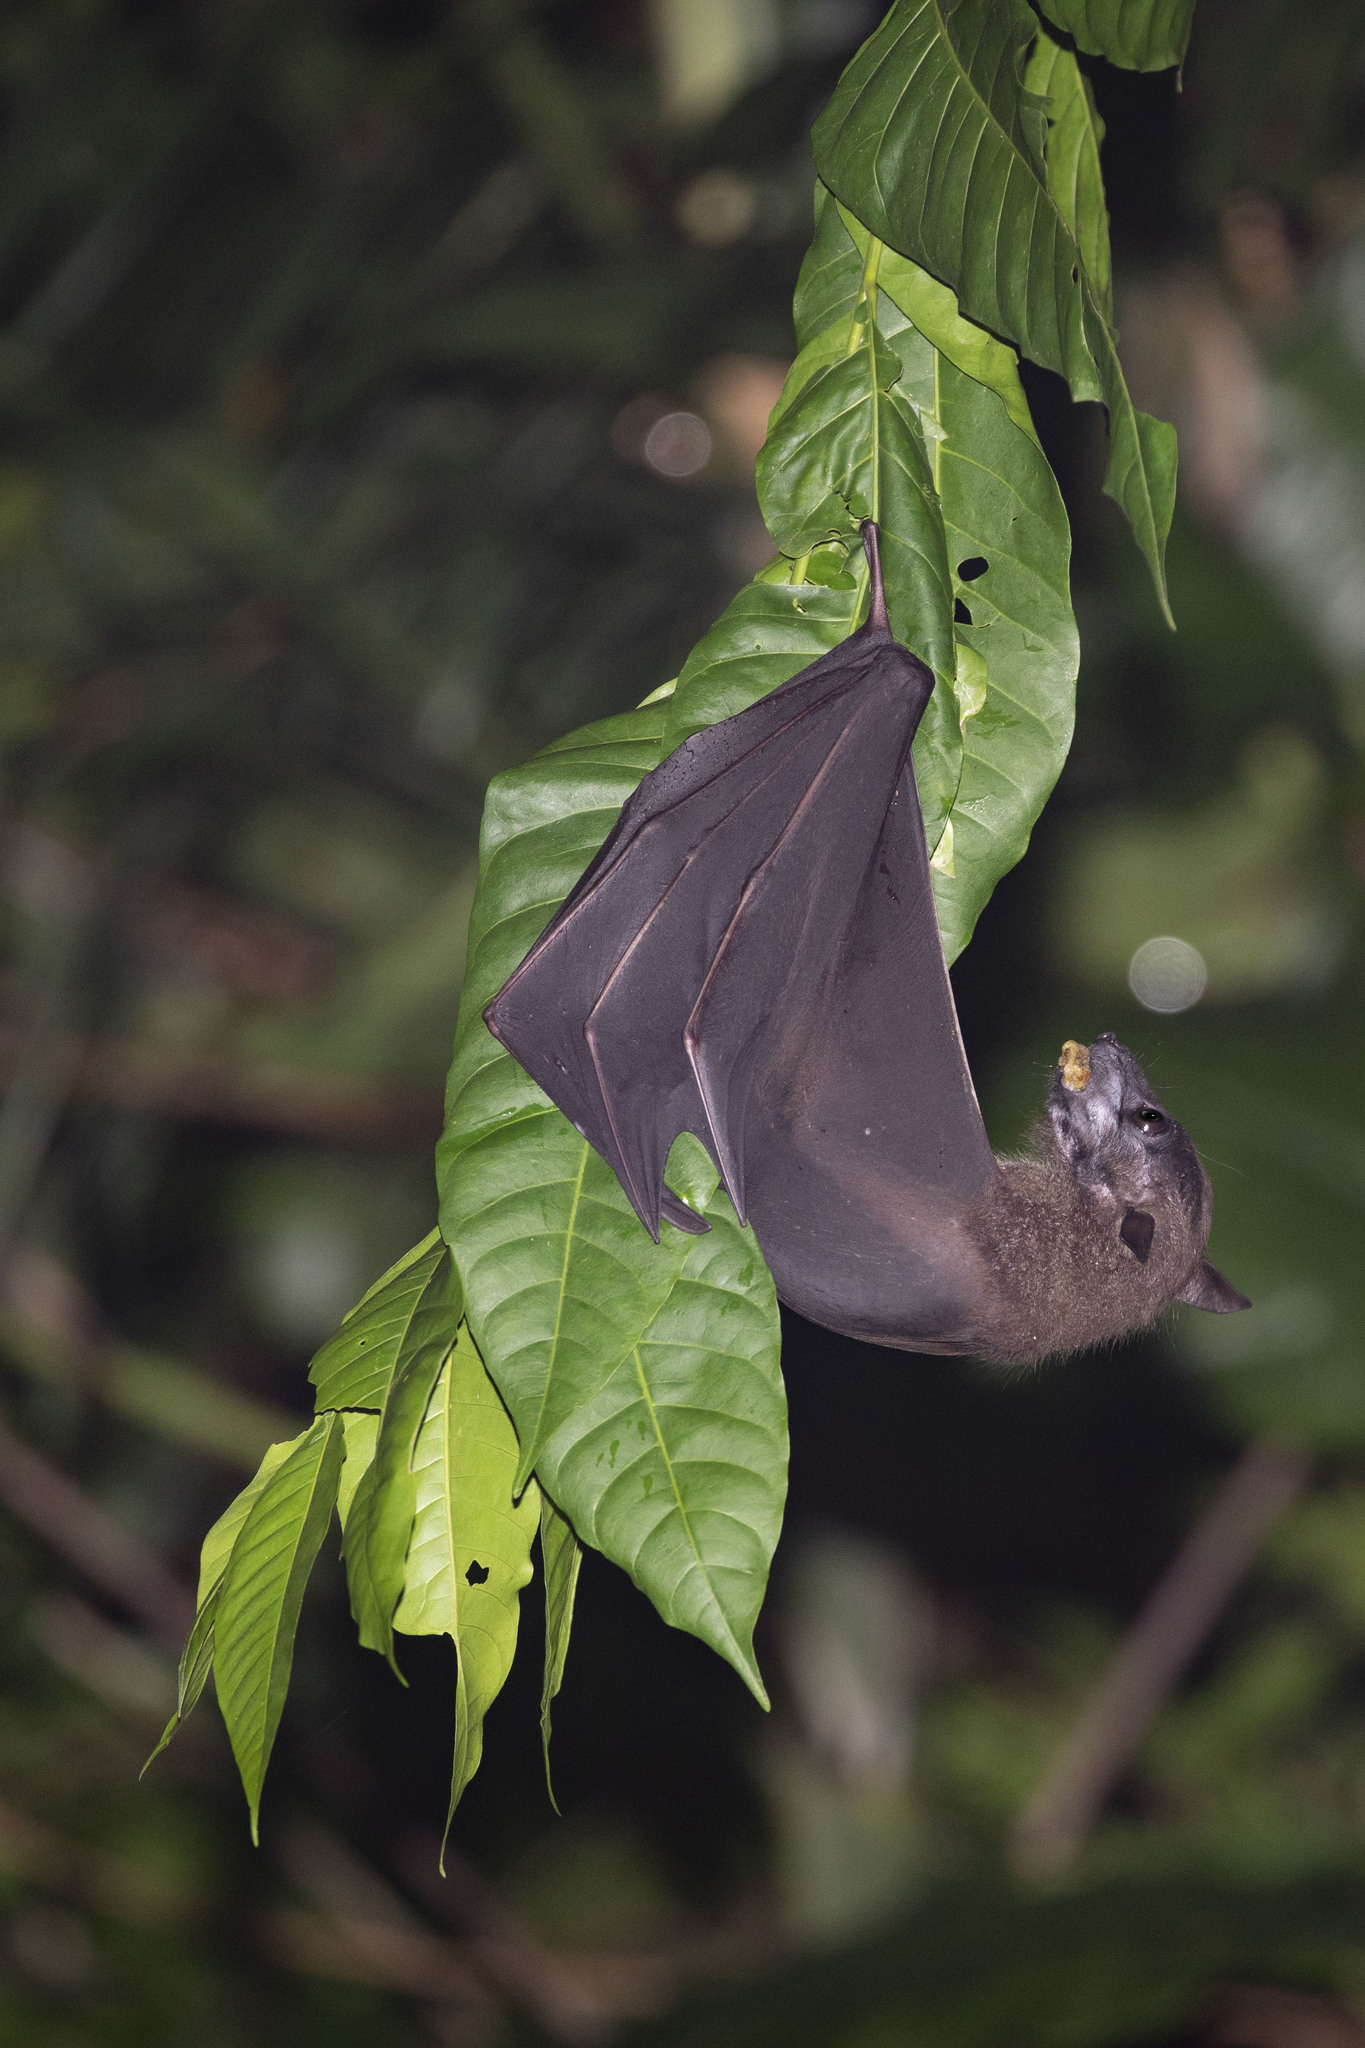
[
  {"left": 1025, "top": 26, "right": 1112, "bottom": 322},
  {"left": 812, "top": 0, "right": 1176, "bottom": 622},
  {"left": 533, "top": 1137, "right": 786, "bottom": 1706},
  {"left": 1035, "top": 0, "right": 1195, "bottom": 71},
  {"left": 678, "top": 188, "right": 1073, "bottom": 958},
  {"left": 438, "top": 705, "right": 706, "bottom": 1491},
  {"left": 393, "top": 1326, "right": 540, "bottom": 1838},
  {"left": 831, "top": 214, "right": 1037, "bottom": 441},
  {"left": 754, "top": 239, "right": 962, "bottom": 852},
  {"left": 308, "top": 1227, "right": 446, "bottom": 1413},
  {"left": 215, "top": 1412, "right": 345, "bottom": 1840},
  {"left": 662, "top": 572, "right": 862, "bottom": 747},
  {"left": 144, "top": 1433, "right": 300, "bottom": 1772},
  {"left": 341, "top": 1257, "right": 461, "bottom": 1672},
  {"left": 538, "top": 1490, "right": 582, "bottom": 1807},
  {"left": 837, "top": 212, "right": 1079, "bottom": 960},
  {"left": 757, "top": 268, "right": 956, "bottom": 682}
]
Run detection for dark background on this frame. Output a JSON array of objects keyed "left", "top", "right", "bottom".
[{"left": 0, "top": 2, "right": 1363, "bottom": 2042}]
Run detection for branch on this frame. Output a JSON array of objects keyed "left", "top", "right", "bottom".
[
  {"left": 1010, "top": 1436, "right": 1310, "bottom": 1876},
  {"left": 1, "top": 1245, "right": 296, "bottom": 1472},
  {"left": 0, "top": 1026, "right": 443, "bottom": 1145},
  {"left": 0, "top": 1414, "right": 195, "bottom": 1645}
]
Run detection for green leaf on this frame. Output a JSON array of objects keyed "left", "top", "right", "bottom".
[
  {"left": 538, "top": 1490, "right": 582, "bottom": 1809},
  {"left": 337, "top": 1412, "right": 379, "bottom": 1530},
  {"left": 144, "top": 1433, "right": 301, "bottom": 1772},
  {"left": 1034, "top": 0, "right": 1195, "bottom": 71},
  {"left": 392, "top": 1327, "right": 540, "bottom": 1842},
  {"left": 341, "top": 1258, "right": 462, "bottom": 1673},
  {"left": 812, "top": 0, "right": 1177, "bottom": 622},
  {"left": 662, "top": 573, "right": 863, "bottom": 746},
  {"left": 308, "top": 1227, "right": 447, "bottom": 1414},
  {"left": 1025, "top": 27, "right": 1112, "bottom": 322},
  {"left": 855, "top": 245, "right": 1038, "bottom": 443},
  {"left": 754, "top": 244, "right": 961, "bottom": 851},
  {"left": 758, "top": 272, "right": 956, "bottom": 682},
  {"left": 438, "top": 704, "right": 707, "bottom": 1491},
  {"left": 836, "top": 210, "right": 1079, "bottom": 961},
  {"left": 533, "top": 1136, "right": 786, "bottom": 1706},
  {"left": 215, "top": 1413, "right": 345, "bottom": 1841}
]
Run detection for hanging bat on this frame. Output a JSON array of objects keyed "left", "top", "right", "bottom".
[{"left": 484, "top": 526, "right": 1248, "bottom": 1367}]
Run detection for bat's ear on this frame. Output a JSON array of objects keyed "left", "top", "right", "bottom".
[
  {"left": 1176, "top": 1260, "right": 1251, "bottom": 1314},
  {"left": 1120, "top": 1208, "right": 1155, "bottom": 1263}
]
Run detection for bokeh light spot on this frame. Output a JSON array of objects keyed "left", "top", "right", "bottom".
[
  {"left": 642, "top": 411, "right": 712, "bottom": 479},
  {"left": 1127, "top": 935, "right": 1208, "bottom": 1013}
]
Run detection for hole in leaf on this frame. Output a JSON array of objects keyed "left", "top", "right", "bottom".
[
  {"left": 465, "top": 1560, "right": 489, "bottom": 1585},
  {"left": 954, "top": 598, "right": 973, "bottom": 626},
  {"left": 1071, "top": 265, "right": 1079, "bottom": 283},
  {"left": 957, "top": 556, "right": 988, "bottom": 582}
]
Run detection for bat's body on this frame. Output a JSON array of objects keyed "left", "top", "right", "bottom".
[{"left": 486, "top": 528, "right": 1248, "bottom": 1366}]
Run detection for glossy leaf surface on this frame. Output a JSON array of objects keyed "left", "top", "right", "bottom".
[
  {"left": 309, "top": 1228, "right": 448, "bottom": 1414},
  {"left": 438, "top": 706, "right": 705, "bottom": 1490},
  {"left": 342, "top": 1271, "right": 459, "bottom": 1671},
  {"left": 393, "top": 1327, "right": 540, "bottom": 1832},
  {"left": 754, "top": 243, "right": 962, "bottom": 850},
  {"left": 145, "top": 1434, "right": 300, "bottom": 1771},
  {"left": 532, "top": 1138, "right": 786, "bottom": 1706},
  {"left": 812, "top": 0, "right": 1177, "bottom": 620},
  {"left": 835, "top": 206, "right": 1079, "bottom": 959},
  {"left": 215, "top": 1413, "right": 345, "bottom": 1839},
  {"left": 1036, "top": 0, "right": 1195, "bottom": 70},
  {"left": 538, "top": 1490, "right": 582, "bottom": 1806},
  {"left": 1026, "top": 27, "right": 1113, "bottom": 321}
]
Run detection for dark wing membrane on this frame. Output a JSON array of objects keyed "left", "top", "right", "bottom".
[
  {"left": 486, "top": 627, "right": 893, "bottom": 1233},
  {"left": 735, "top": 733, "right": 998, "bottom": 1348},
  {"left": 487, "top": 597, "right": 997, "bottom": 1279}
]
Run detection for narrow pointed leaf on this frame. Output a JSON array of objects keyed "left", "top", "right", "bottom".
[
  {"left": 215, "top": 1412, "right": 345, "bottom": 1841},
  {"left": 533, "top": 1136, "right": 786, "bottom": 1706},
  {"left": 812, "top": 0, "right": 1176, "bottom": 620},
  {"left": 309, "top": 1227, "right": 446, "bottom": 1414},
  {"left": 1035, "top": 0, "right": 1195, "bottom": 71},
  {"left": 392, "top": 1327, "right": 539, "bottom": 1838},
  {"left": 539, "top": 1490, "right": 582, "bottom": 1808},
  {"left": 342, "top": 1272, "right": 459, "bottom": 1670},
  {"left": 438, "top": 705, "right": 706, "bottom": 1490},
  {"left": 144, "top": 1433, "right": 302, "bottom": 1771},
  {"left": 144, "top": 1599, "right": 216, "bottom": 1775},
  {"left": 1026, "top": 28, "right": 1112, "bottom": 321},
  {"left": 337, "top": 1412, "right": 379, "bottom": 1530}
]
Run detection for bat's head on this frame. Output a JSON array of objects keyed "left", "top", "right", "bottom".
[
  {"left": 1044, "top": 1033, "right": 1209, "bottom": 1227},
  {"left": 1041, "top": 1033, "right": 1250, "bottom": 1316}
]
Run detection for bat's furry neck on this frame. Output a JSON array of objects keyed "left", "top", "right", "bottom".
[{"left": 966, "top": 1119, "right": 1212, "bottom": 1369}]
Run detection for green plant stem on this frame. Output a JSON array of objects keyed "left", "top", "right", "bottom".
[{"left": 851, "top": 233, "right": 884, "bottom": 623}]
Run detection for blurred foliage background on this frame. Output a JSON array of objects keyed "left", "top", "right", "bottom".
[{"left": 1, "top": 0, "right": 1365, "bottom": 2043}]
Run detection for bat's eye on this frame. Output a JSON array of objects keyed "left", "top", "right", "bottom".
[{"left": 1131, "top": 1106, "right": 1166, "bottom": 1133}]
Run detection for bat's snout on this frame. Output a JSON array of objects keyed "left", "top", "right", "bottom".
[{"left": 1047, "top": 1035, "right": 1146, "bottom": 1159}]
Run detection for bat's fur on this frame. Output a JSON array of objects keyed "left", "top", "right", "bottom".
[{"left": 966, "top": 1035, "right": 1216, "bottom": 1367}]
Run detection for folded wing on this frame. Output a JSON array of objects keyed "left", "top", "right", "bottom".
[{"left": 484, "top": 527, "right": 999, "bottom": 1344}]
